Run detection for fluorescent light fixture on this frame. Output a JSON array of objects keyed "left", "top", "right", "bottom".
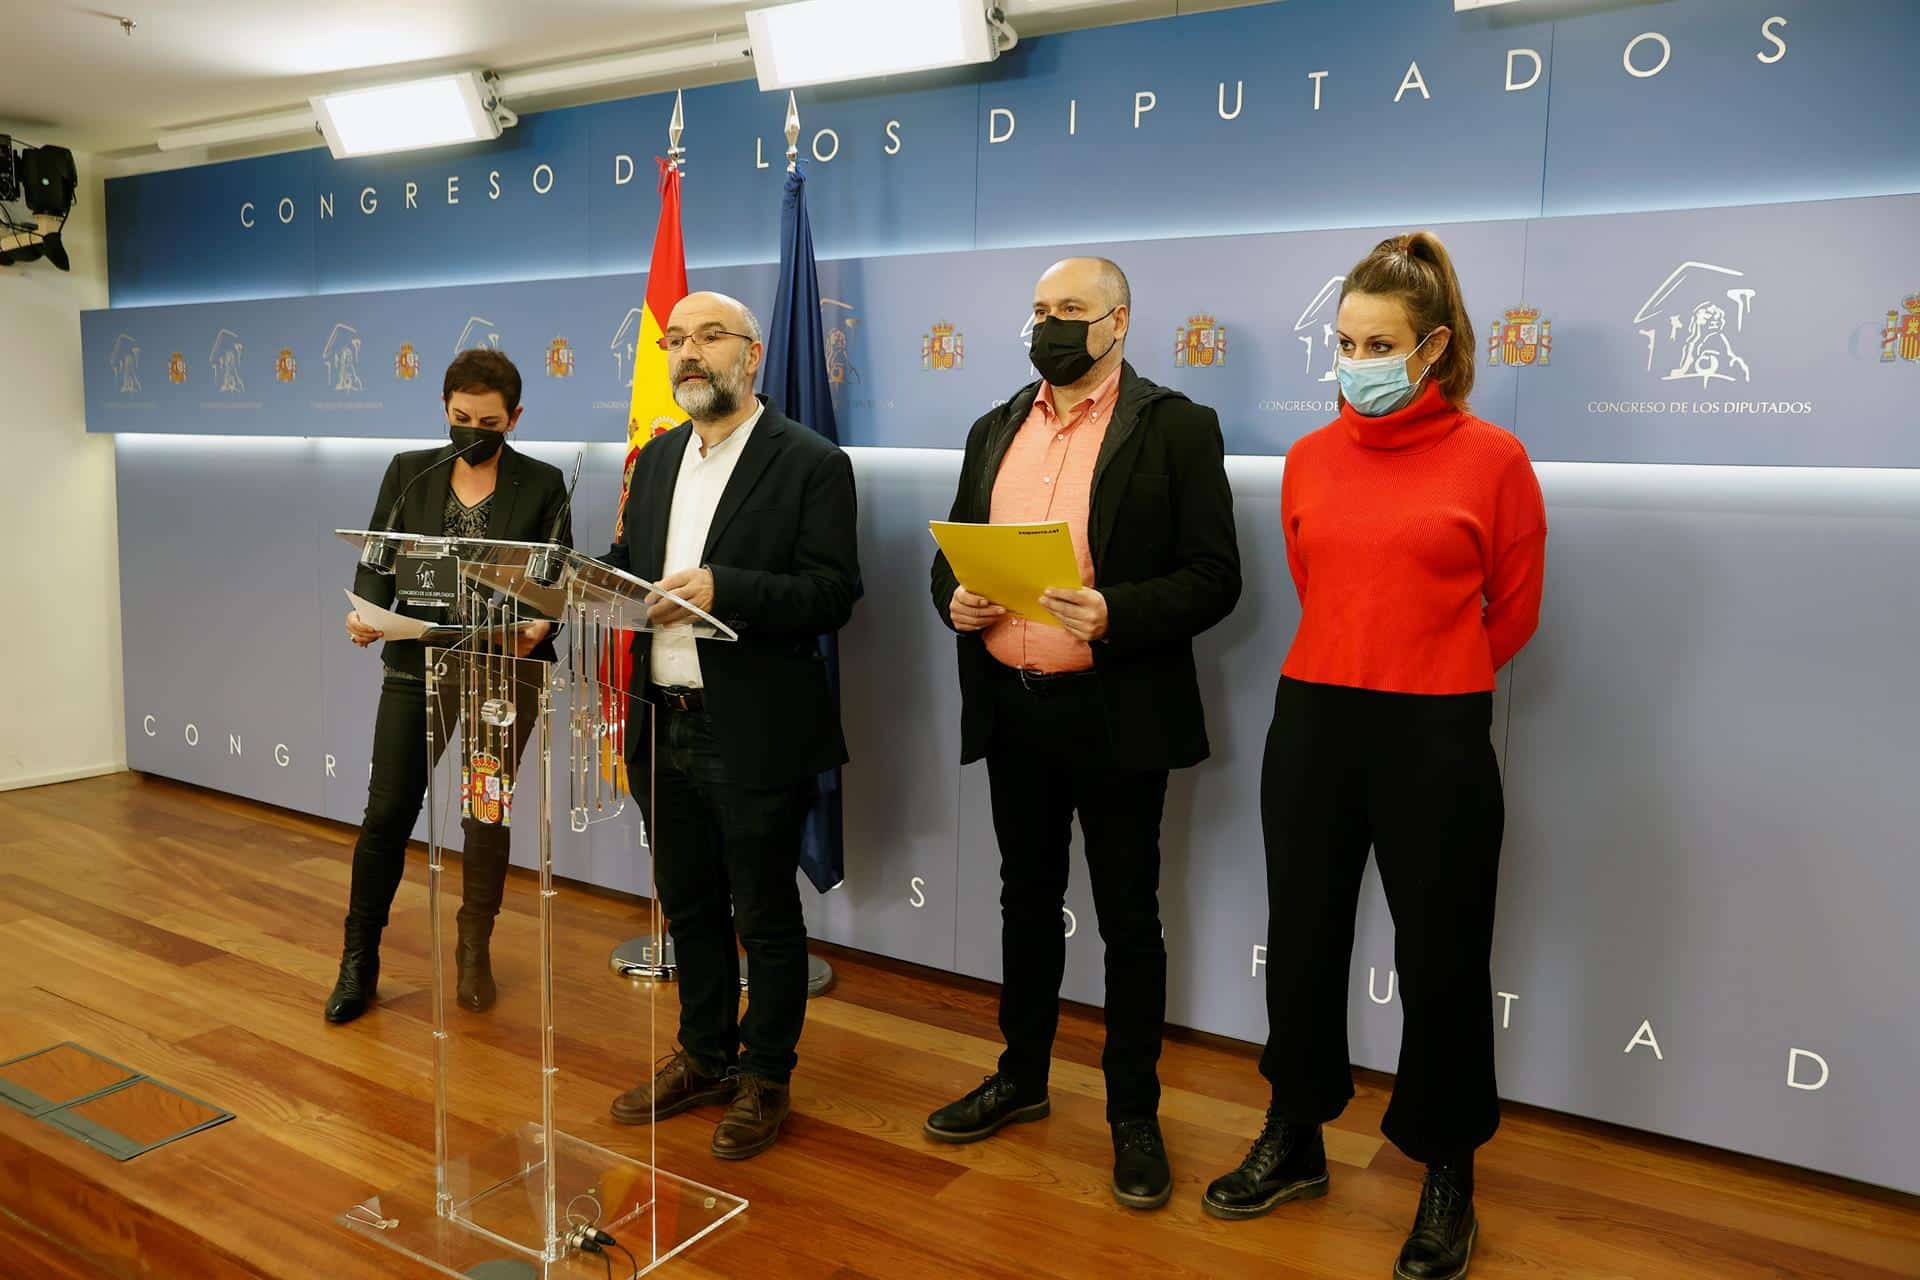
[
  {"left": 155, "top": 107, "right": 323, "bottom": 153},
  {"left": 494, "top": 35, "right": 752, "bottom": 98},
  {"left": 747, "top": 0, "right": 1004, "bottom": 92},
  {"left": 1454, "top": 0, "right": 1526, "bottom": 9},
  {"left": 155, "top": 38, "right": 751, "bottom": 156},
  {"left": 311, "top": 71, "right": 505, "bottom": 159}
]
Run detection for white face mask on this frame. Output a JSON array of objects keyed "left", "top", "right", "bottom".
[{"left": 1336, "top": 331, "right": 1439, "bottom": 416}]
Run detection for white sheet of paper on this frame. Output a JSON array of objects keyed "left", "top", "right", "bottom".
[{"left": 345, "top": 589, "right": 443, "bottom": 642}]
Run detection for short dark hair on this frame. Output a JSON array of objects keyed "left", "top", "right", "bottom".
[{"left": 442, "top": 348, "right": 523, "bottom": 413}]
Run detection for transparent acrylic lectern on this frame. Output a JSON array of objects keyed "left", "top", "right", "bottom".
[{"left": 332, "top": 529, "right": 746, "bottom": 1279}]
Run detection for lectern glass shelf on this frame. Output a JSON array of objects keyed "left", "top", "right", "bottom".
[{"left": 332, "top": 530, "right": 745, "bottom": 1279}]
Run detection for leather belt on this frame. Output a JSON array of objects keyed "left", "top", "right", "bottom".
[
  {"left": 1000, "top": 663, "right": 1096, "bottom": 695},
  {"left": 649, "top": 684, "right": 706, "bottom": 713}
]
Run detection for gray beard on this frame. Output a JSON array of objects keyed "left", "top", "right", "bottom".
[{"left": 674, "top": 363, "right": 745, "bottom": 422}]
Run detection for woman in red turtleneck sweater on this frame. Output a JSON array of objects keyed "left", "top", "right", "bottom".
[{"left": 1203, "top": 232, "right": 1545, "bottom": 1280}]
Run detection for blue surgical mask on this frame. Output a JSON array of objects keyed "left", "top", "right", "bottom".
[{"left": 1336, "top": 332, "right": 1438, "bottom": 417}]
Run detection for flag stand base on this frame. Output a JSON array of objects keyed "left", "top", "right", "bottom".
[
  {"left": 609, "top": 934, "right": 675, "bottom": 981},
  {"left": 742, "top": 953, "right": 835, "bottom": 998},
  {"left": 611, "top": 936, "right": 835, "bottom": 997}
]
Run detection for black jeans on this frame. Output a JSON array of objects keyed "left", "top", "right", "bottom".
[
  {"left": 345, "top": 667, "right": 540, "bottom": 930},
  {"left": 985, "top": 664, "right": 1171, "bottom": 1123},
  {"left": 630, "top": 706, "right": 813, "bottom": 1084},
  {"left": 1259, "top": 676, "right": 1506, "bottom": 1164}
]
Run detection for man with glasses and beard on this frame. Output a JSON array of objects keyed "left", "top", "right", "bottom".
[{"left": 602, "top": 292, "right": 862, "bottom": 1160}]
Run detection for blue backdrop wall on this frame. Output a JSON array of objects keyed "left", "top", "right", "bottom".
[{"left": 91, "top": 0, "right": 1920, "bottom": 1194}]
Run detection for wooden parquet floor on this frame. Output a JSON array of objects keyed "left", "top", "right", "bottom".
[{"left": 1, "top": 773, "right": 1916, "bottom": 1279}]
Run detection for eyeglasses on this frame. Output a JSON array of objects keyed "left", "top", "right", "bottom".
[{"left": 658, "top": 326, "right": 755, "bottom": 354}]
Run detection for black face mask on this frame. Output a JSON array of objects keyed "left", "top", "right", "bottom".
[
  {"left": 1029, "top": 308, "right": 1117, "bottom": 386},
  {"left": 450, "top": 424, "right": 504, "bottom": 463}
]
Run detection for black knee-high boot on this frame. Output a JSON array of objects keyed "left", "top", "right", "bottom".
[{"left": 456, "top": 843, "right": 511, "bottom": 1011}]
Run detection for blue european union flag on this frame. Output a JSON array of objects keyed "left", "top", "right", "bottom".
[{"left": 763, "top": 162, "right": 846, "bottom": 895}]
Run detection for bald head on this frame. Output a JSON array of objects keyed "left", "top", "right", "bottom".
[
  {"left": 667, "top": 291, "right": 763, "bottom": 345},
  {"left": 1031, "top": 257, "right": 1131, "bottom": 391},
  {"left": 1037, "top": 257, "right": 1131, "bottom": 314},
  {"left": 666, "top": 291, "right": 764, "bottom": 425}
]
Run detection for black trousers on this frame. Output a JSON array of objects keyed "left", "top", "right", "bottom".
[
  {"left": 1259, "top": 676, "right": 1505, "bottom": 1164},
  {"left": 985, "top": 664, "right": 1170, "bottom": 1123},
  {"left": 345, "top": 667, "right": 540, "bottom": 930},
  {"left": 630, "top": 705, "right": 813, "bottom": 1084}
]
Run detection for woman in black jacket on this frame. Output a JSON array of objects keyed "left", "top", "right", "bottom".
[{"left": 325, "top": 349, "right": 573, "bottom": 1024}]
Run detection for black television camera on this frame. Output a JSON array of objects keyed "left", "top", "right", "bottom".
[{"left": 0, "top": 136, "right": 78, "bottom": 271}]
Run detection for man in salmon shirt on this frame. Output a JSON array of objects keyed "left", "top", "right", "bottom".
[{"left": 924, "top": 257, "right": 1242, "bottom": 1211}]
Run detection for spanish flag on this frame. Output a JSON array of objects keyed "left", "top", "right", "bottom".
[
  {"left": 605, "top": 156, "right": 687, "bottom": 782},
  {"left": 616, "top": 156, "right": 689, "bottom": 529}
]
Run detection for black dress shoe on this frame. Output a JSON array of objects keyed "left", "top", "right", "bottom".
[
  {"left": 1395, "top": 1160, "right": 1477, "bottom": 1280},
  {"left": 923, "top": 1073, "right": 1050, "bottom": 1144},
  {"left": 1201, "top": 1110, "right": 1330, "bottom": 1220},
  {"left": 324, "top": 917, "right": 381, "bottom": 1024},
  {"left": 1111, "top": 1117, "right": 1173, "bottom": 1210}
]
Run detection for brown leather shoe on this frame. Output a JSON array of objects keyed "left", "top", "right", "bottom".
[
  {"left": 610, "top": 1050, "right": 734, "bottom": 1125},
  {"left": 709, "top": 1073, "right": 790, "bottom": 1161}
]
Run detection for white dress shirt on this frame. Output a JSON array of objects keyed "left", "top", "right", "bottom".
[{"left": 650, "top": 402, "right": 763, "bottom": 688}]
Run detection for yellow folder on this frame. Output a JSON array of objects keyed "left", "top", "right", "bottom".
[{"left": 929, "top": 520, "right": 1084, "bottom": 627}]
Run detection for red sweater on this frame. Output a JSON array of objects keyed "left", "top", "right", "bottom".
[{"left": 1281, "top": 382, "right": 1547, "bottom": 694}]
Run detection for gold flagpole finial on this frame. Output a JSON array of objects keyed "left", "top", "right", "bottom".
[
  {"left": 667, "top": 89, "right": 686, "bottom": 172},
  {"left": 784, "top": 91, "right": 800, "bottom": 172}
]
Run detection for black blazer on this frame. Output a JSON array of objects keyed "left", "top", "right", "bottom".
[
  {"left": 352, "top": 441, "right": 575, "bottom": 678},
  {"left": 604, "top": 401, "right": 862, "bottom": 789},
  {"left": 930, "top": 362, "right": 1242, "bottom": 772}
]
